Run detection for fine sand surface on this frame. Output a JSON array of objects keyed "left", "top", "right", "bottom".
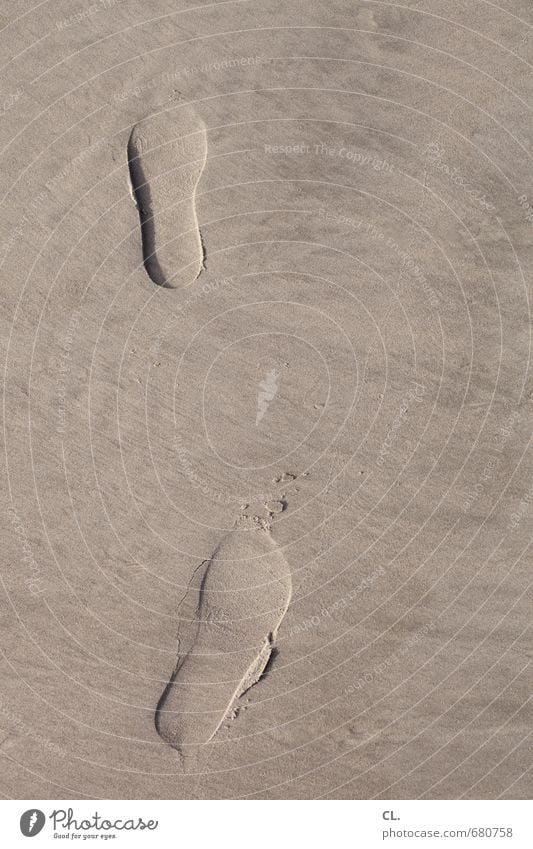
[{"left": 1, "top": 0, "right": 532, "bottom": 799}]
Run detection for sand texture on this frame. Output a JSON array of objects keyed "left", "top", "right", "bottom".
[{"left": 1, "top": 0, "right": 532, "bottom": 799}]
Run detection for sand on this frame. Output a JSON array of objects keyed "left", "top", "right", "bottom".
[{"left": 1, "top": 0, "right": 532, "bottom": 799}]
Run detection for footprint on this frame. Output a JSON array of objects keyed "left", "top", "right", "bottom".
[
  {"left": 128, "top": 107, "right": 207, "bottom": 288},
  {"left": 156, "top": 522, "right": 292, "bottom": 752}
]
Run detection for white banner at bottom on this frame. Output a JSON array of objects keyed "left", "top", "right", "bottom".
[{"left": 2, "top": 800, "right": 531, "bottom": 848}]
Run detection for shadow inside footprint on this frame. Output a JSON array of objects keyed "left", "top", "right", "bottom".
[
  {"left": 258, "top": 645, "right": 279, "bottom": 682},
  {"left": 127, "top": 137, "right": 168, "bottom": 288}
]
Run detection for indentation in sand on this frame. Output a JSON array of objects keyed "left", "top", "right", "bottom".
[
  {"left": 127, "top": 107, "right": 207, "bottom": 288},
  {"left": 155, "top": 523, "right": 292, "bottom": 753}
]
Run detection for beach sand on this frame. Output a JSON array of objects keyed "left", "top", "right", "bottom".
[{"left": 1, "top": 0, "right": 532, "bottom": 799}]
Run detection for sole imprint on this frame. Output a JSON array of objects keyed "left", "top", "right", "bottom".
[
  {"left": 128, "top": 108, "right": 207, "bottom": 288},
  {"left": 156, "top": 523, "right": 292, "bottom": 752}
]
